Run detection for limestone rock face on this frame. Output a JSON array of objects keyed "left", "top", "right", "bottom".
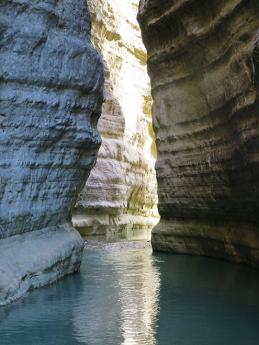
[
  {"left": 0, "top": 0, "right": 104, "bottom": 304},
  {"left": 73, "top": 0, "right": 158, "bottom": 240},
  {"left": 138, "top": 0, "right": 259, "bottom": 266}
]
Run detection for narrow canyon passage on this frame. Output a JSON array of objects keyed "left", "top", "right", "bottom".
[{"left": 1, "top": 0, "right": 259, "bottom": 344}]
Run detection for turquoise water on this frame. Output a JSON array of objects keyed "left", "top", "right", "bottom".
[{"left": 1, "top": 244, "right": 259, "bottom": 345}]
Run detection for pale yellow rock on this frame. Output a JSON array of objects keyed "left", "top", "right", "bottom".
[{"left": 73, "top": 0, "right": 159, "bottom": 239}]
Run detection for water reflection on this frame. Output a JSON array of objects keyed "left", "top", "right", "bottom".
[
  {"left": 110, "top": 249, "right": 160, "bottom": 345},
  {"left": 72, "top": 248, "right": 160, "bottom": 345},
  {"left": 0, "top": 272, "right": 82, "bottom": 345},
  {"left": 1, "top": 246, "right": 259, "bottom": 345}
]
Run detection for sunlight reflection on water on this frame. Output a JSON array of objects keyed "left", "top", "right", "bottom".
[
  {"left": 1, "top": 244, "right": 259, "bottom": 345},
  {"left": 72, "top": 247, "right": 160, "bottom": 345}
]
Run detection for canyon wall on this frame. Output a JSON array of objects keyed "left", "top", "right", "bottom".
[
  {"left": 138, "top": 0, "right": 259, "bottom": 266},
  {"left": 73, "top": 0, "right": 158, "bottom": 240},
  {"left": 0, "top": 0, "right": 103, "bottom": 305}
]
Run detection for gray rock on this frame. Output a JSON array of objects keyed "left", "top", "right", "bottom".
[{"left": 0, "top": 0, "right": 104, "bottom": 305}]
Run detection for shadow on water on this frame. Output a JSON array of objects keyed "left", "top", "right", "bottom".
[
  {"left": 1, "top": 246, "right": 259, "bottom": 345},
  {"left": 154, "top": 253, "right": 259, "bottom": 345}
]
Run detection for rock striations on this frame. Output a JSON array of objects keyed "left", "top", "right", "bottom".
[
  {"left": 138, "top": 0, "right": 259, "bottom": 266},
  {"left": 73, "top": 0, "right": 158, "bottom": 240},
  {"left": 0, "top": 0, "right": 104, "bottom": 305}
]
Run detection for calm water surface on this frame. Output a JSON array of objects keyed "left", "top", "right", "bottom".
[{"left": 1, "top": 243, "right": 259, "bottom": 345}]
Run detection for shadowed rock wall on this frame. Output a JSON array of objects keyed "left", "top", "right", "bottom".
[
  {"left": 0, "top": 0, "right": 104, "bottom": 305},
  {"left": 73, "top": 0, "right": 159, "bottom": 240},
  {"left": 138, "top": 0, "right": 259, "bottom": 266}
]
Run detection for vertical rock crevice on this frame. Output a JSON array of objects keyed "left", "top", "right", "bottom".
[
  {"left": 73, "top": 0, "right": 159, "bottom": 240},
  {"left": 138, "top": 0, "right": 259, "bottom": 267}
]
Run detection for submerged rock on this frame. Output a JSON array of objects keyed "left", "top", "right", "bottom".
[
  {"left": 138, "top": 0, "right": 259, "bottom": 267},
  {"left": 0, "top": 0, "right": 104, "bottom": 305},
  {"left": 73, "top": 0, "right": 159, "bottom": 240}
]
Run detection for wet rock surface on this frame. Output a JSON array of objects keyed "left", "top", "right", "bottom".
[
  {"left": 0, "top": 0, "right": 104, "bottom": 305},
  {"left": 138, "top": 0, "right": 259, "bottom": 267}
]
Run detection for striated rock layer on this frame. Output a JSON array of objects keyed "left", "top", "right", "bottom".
[
  {"left": 0, "top": 0, "right": 104, "bottom": 305},
  {"left": 73, "top": 0, "right": 158, "bottom": 240},
  {"left": 138, "top": 0, "right": 259, "bottom": 266}
]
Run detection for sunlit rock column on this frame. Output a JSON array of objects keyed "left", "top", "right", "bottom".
[
  {"left": 138, "top": 0, "right": 259, "bottom": 267},
  {"left": 72, "top": 0, "right": 159, "bottom": 240},
  {"left": 0, "top": 0, "right": 104, "bottom": 305}
]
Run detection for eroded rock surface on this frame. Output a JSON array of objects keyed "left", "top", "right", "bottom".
[
  {"left": 138, "top": 0, "right": 259, "bottom": 266},
  {"left": 0, "top": 0, "right": 103, "bottom": 305},
  {"left": 73, "top": 0, "right": 158, "bottom": 240}
]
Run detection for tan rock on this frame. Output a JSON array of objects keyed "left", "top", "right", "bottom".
[
  {"left": 138, "top": 0, "right": 259, "bottom": 267},
  {"left": 73, "top": 0, "right": 159, "bottom": 240}
]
